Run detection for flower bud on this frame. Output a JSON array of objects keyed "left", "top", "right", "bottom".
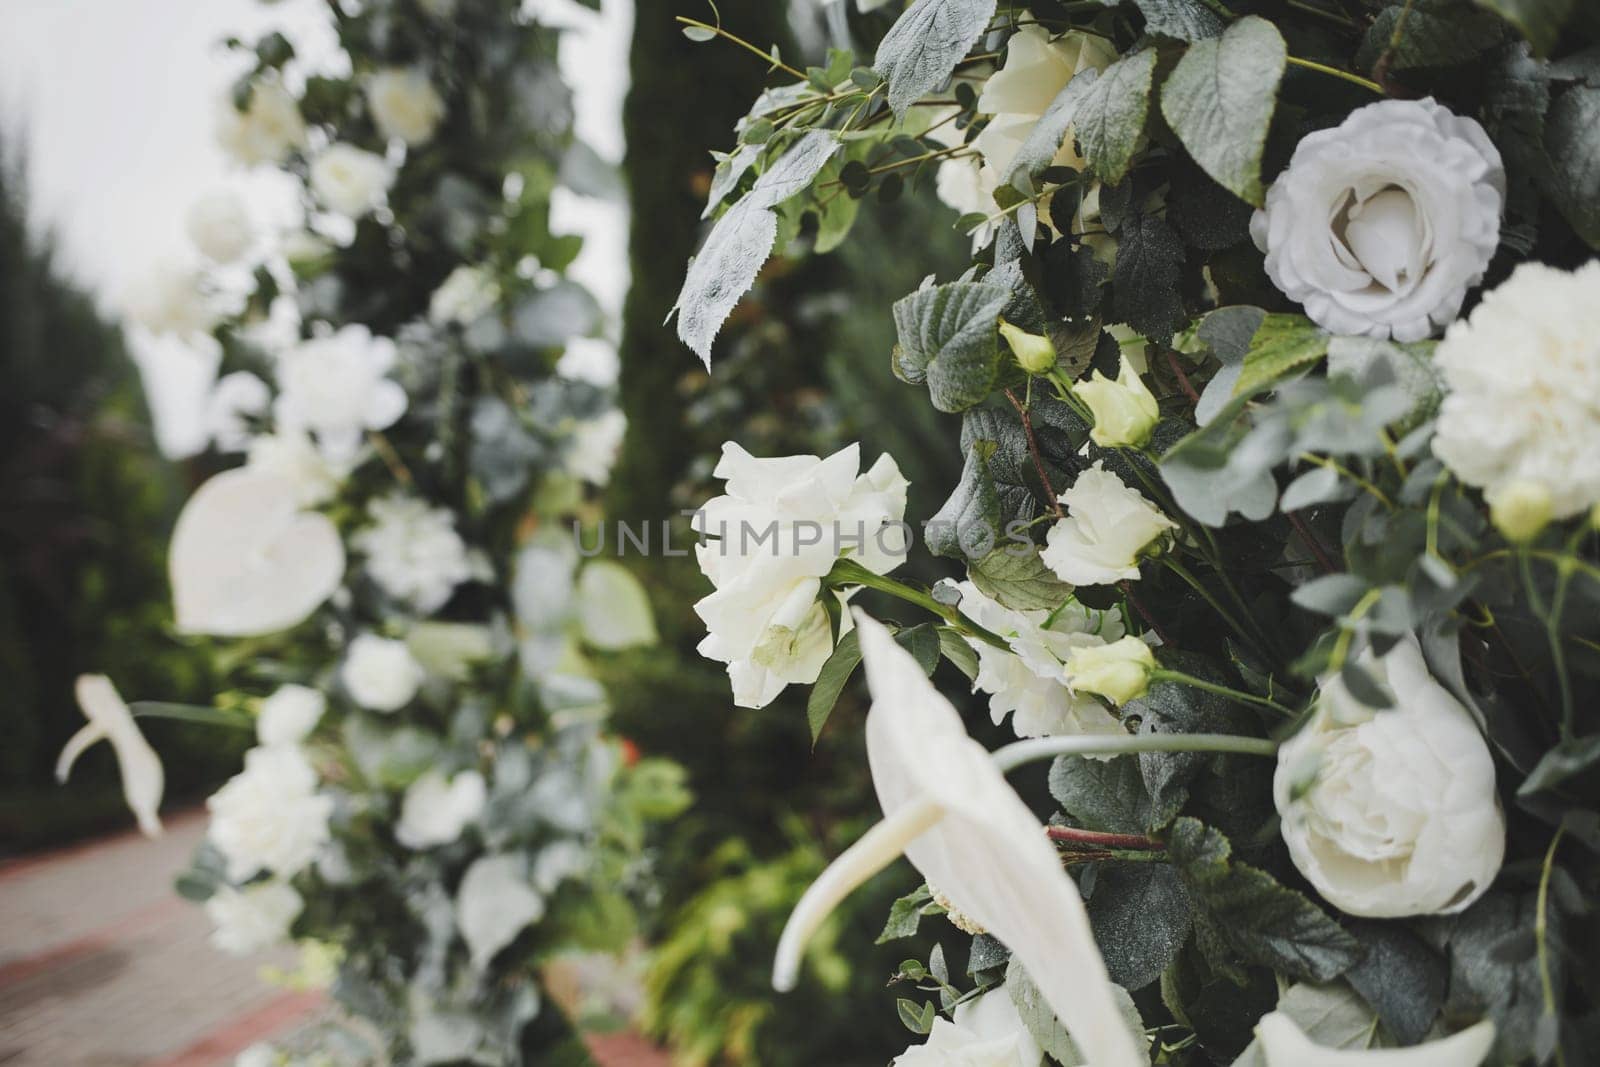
[
  {"left": 1064, "top": 636, "right": 1155, "bottom": 706},
  {"left": 1489, "top": 481, "right": 1552, "bottom": 543},
  {"left": 999, "top": 321, "right": 1057, "bottom": 374},
  {"left": 1074, "top": 357, "right": 1158, "bottom": 449}
]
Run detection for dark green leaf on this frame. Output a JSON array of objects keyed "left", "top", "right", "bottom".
[
  {"left": 894, "top": 622, "right": 943, "bottom": 675},
  {"left": 1111, "top": 212, "right": 1186, "bottom": 343},
  {"left": 1345, "top": 922, "right": 1448, "bottom": 1045},
  {"left": 937, "top": 628, "right": 980, "bottom": 681},
  {"left": 891, "top": 280, "right": 1009, "bottom": 411},
  {"left": 1234, "top": 314, "right": 1330, "bottom": 397},
  {"left": 1049, "top": 754, "right": 1183, "bottom": 834},
  {"left": 1474, "top": 0, "right": 1573, "bottom": 57},
  {"left": 879, "top": 884, "right": 935, "bottom": 943},
  {"left": 1518, "top": 735, "right": 1600, "bottom": 795},
  {"left": 969, "top": 545, "right": 1075, "bottom": 612},
  {"left": 928, "top": 447, "right": 1003, "bottom": 560},
  {"left": 1004, "top": 70, "right": 1102, "bottom": 194},
  {"left": 1131, "top": 0, "right": 1226, "bottom": 40},
  {"left": 807, "top": 629, "right": 862, "bottom": 743},
  {"left": 1087, "top": 864, "right": 1193, "bottom": 991},
  {"left": 129, "top": 701, "right": 253, "bottom": 730},
  {"left": 1543, "top": 86, "right": 1600, "bottom": 249},
  {"left": 1358, "top": 3, "right": 1507, "bottom": 71}
]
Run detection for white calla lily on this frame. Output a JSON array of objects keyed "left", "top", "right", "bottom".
[
  {"left": 56, "top": 675, "right": 165, "bottom": 837},
  {"left": 456, "top": 854, "right": 546, "bottom": 971},
  {"left": 773, "top": 612, "right": 1144, "bottom": 1067},
  {"left": 1256, "top": 1012, "right": 1494, "bottom": 1066}
]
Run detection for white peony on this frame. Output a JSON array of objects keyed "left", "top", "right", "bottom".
[
  {"left": 1274, "top": 636, "right": 1505, "bottom": 918},
  {"left": 395, "top": 770, "right": 487, "bottom": 849},
  {"left": 124, "top": 260, "right": 225, "bottom": 340},
  {"left": 956, "top": 581, "right": 1125, "bottom": 738},
  {"left": 205, "top": 881, "right": 303, "bottom": 956},
  {"left": 353, "top": 494, "right": 472, "bottom": 615},
  {"left": 565, "top": 409, "right": 627, "bottom": 486},
  {"left": 56, "top": 676, "right": 165, "bottom": 837},
  {"left": 366, "top": 68, "right": 446, "bottom": 146},
  {"left": 341, "top": 633, "right": 426, "bottom": 712},
  {"left": 169, "top": 468, "right": 345, "bottom": 637},
  {"left": 257, "top": 684, "right": 325, "bottom": 748},
  {"left": 693, "top": 442, "right": 909, "bottom": 709},
  {"left": 1251, "top": 98, "right": 1503, "bottom": 342},
  {"left": 187, "top": 190, "right": 255, "bottom": 264},
  {"left": 1433, "top": 261, "right": 1600, "bottom": 520},
  {"left": 893, "top": 989, "right": 1042, "bottom": 1067},
  {"left": 216, "top": 80, "right": 306, "bottom": 166},
  {"left": 204, "top": 371, "right": 270, "bottom": 452},
  {"left": 246, "top": 429, "right": 346, "bottom": 508},
  {"left": 428, "top": 265, "right": 501, "bottom": 325},
  {"left": 273, "top": 325, "right": 406, "bottom": 463},
  {"left": 208, "top": 745, "right": 333, "bottom": 881},
  {"left": 309, "top": 143, "right": 396, "bottom": 219},
  {"left": 1040, "top": 462, "right": 1176, "bottom": 585}
]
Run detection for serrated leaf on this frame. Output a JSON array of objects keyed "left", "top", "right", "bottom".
[
  {"left": 1111, "top": 212, "right": 1186, "bottom": 343},
  {"left": 894, "top": 622, "right": 943, "bottom": 675},
  {"left": 702, "top": 142, "right": 762, "bottom": 218},
  {"left": 1074, "top": 50, "right": 1157, "bottom": 185},
  {"left": 1161, "top": 16, "right": 1286, "bottom": 207},
  {"left": 1049, "top": 754, "right": 1182, "bottom": 834},
  {"left": 873, "top": 0, "right": 997, "bottom": 118},
  {"left": 1131, "top": 0, "right": 1225, "bottom": 40},
  {"left": 927, "top": 447, "right": 1003, "bottom": 560},
  {"left": 1358, "top": 3, "right": 1508, "bottom": 71},
  {"left": 806, "top": 628, "right": 862, "bottom": 742},
  {"left": 1345, "top": 921, "right": 1447, "bottom": 1045},
  {"left": 892, "top": 280, "right": 1009, "bottom": 412},
  {"left": 1234, "top": 314, "right": 1331, "bottom": 397},
  {"left": 969, "top": 545, "right": 1075, "bottom": 612},
  {"left": 1086, "top": 864, "right": 1192, "bottom": 991}
]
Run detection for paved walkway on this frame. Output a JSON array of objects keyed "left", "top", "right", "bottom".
[{"left": 0, "top": 814, "right": 671, "bottom": 1067}]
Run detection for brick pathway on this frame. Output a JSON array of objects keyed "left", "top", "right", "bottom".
[{"left": 0, "top": 815, "right": 672, "bottom": 1067}]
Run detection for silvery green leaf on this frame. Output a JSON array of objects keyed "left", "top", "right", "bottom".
[
  {"left": 1131, "top": 0, "right": 1225, "bottom": 41},
  {"left": 873, "top": 0, "right": 997, "bottom": 118},
  {"left": 576, "top": 560, "right": 658, "bottom": 650},
  {"left": 927, "top": 447, "right": 1003, "bottom": 559},
  {"left": 1006, "top": 961, "right": 1143, "bottom": 1065},
  {"left": 512, "top": 539, "right": 577, "bottom": 632},
  {"left": 456, "top": 853, "right": 546, "bottom": 971},
  {"left": 891, "top": 279, "right": 1009, "bottom": 411},
  {"left": 512, "top": 281, "right": 600, "bottom": 348},
  {"left": 969, "top": 545, "right": 1075, "bottom": 612},
  {"left": 1232, "top": 981, "right": 1392, "bottom": 1066},
  {"left": 1074, "top": 50, "right": 1157, "bottom": 185},
  {"left": 1194, "top": 306, "right": 1266, "bottom": 425},
  {"left": 1086, "top": 864, "right": 1191, "bottom": 991},
  {"left": 703, "top": 143, "right": 763, "bottom": 218}
]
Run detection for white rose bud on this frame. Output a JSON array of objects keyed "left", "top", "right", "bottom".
[
  {"left": 1074, "top": 356, "right": 1159, "bottom": 449},
  {"left": 257, "top": 684, "right": 325, "bottom": 748},
  {"left": 999, "top": 321, "right": 1057, "bottom": 374},
  {"left": 309, "top": 143, "right": 396, "bottom": 220},
  {"left": 1489, "top": 481, "right": 1553, "bottom": 544},
  {"left": 1252, "top": 98, "right": 1504, "bottom": 342},
  {"left": 367, "top": 68, "right": 446, "bottom": 146},
  {"left": 341, "top": 633, "right": 425, "bottom": 712},
  {"left": 186, "top": 190, "right": 254, "bottom": 264},
  {"left": 1040, "top": 462, "right": 1176, "bottom": 586},
  {"left": 1064, "top": 636, "right": 1155, "bottom": 706},
  {"left": 1273, "top": 636, "right": 1505, "bottom": 918}
]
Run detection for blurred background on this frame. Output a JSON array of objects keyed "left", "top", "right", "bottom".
[{"left": 0, "top": 0, "right": 978, "bottom": 1063}]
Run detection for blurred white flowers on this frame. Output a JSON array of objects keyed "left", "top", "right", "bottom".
[
  {"left": 367, "top": 68, "right": 447, "bottom": 146},
  {"left": 186, "top": 190, "right": 255, "bottom": 264},
  {"left": 1041, "top": 463, "right": 1175, "bottom": 585},
  {"left": 206, "top": 882, "right": 303, "bottom": 956},
  {"left": 565, "top": 410, "right": 627, "bottom": 486},
  {"left": 208, "top": 746, "right": 333, "bottom": 881},
  {"left": 169, "top": 469, "right": 345, "bottom": 637},
  {"left": 56, "top": 676, "right": 164, "bottom": 837},
  {"left": 274, "top": 325, "right": 406, "bottom": 463},
  {"left": 457, "top": 854, "right": 545, "bottom": 971},
  {"left": 342, "top": 633, "right": 426, "bottom": 712},
  {"left": 217, "top": 80, "right": 306, "bottom": 167},
  {"left": 1256, "top": 1011, "right": 1494, "bottom": 1065},
  {"left": 203, "top": 371, "right": 270, "bottom": 453},
  {"left": 693, "top": 442, "right": 908, "bottom": 708},
  {"left": 257, "top": 685, "right": 325, "bottom": 748},
  {"left": 355, "top": 494, "right": 472, "bottom": 615},
  {"left": 892, "top": 988, "right": 1041, "bottom": 1066},
  {"left": 1251, "top": 98, "right": 1503, "bottom": 342},
  {"left": 246, "top": 430, "right": 346, "bottom": 508},
  {"left": 429, "top": 265, "right": 501, "bottom": 325},
  {"left": 310, "top": 143, "right": 396, "bottom": 219},
  {"left": 396, "top": 770, "right": 487, "bottom": 849},
  {"left": 1274, "top": 637, "right": 1504, "bottom": 918},
  {"left": 1433, "top": 261, "right": 1600, "bottom": 521},
  {"left": 556, "top": 336, "right": 621, "bottom": 387},
  {"left": 124, "top": 260, "right": 227, "bottom": 340}
]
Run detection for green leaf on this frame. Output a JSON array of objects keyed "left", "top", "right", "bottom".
[
  {"left": 937, "top": 628, "right": 980, "bottom": 681},
  {"left": 1344, "top": 922, "right": 1447, "bottom": 1045},
  {"left": 1291, "top": 574, "right": 1371, "bottom": 617},
  {"left": 873, "top": 0, "right": 997, "bottom": 118},
  {"left": 1475, "top": 0, "right": 1573, "bottom": 56},
  {"left": 1422, "top": 892, "right": 1557, "bottom": 1063},
  {"left": 897, "top": 997, "right": 936, "bottom": 1034},
  {"left": 894, "top": 622, "right": 943, "bottom": 675},
  {"left": 576, "top": 561, "right": 658, "bottom": 650},
  {"left": 1128, "top": 654, "right": 1258, "bottom": 807},
  {"left": 1517, "top": 734, "right": 1600, "bottom": 794},
  {"left": 1160, "top": 16, "right": 1286, "bottom": 207},
  {"left": 1233, "top": 982, "right": 1391, "bottom": 1066},
  {"left": 1087, "top": 864, "right": 1193, "bottom": 991},
  {"left": 1131, "top": 0, "right": 1226, "bottom": 40},
  {"left": 1006, "top": 960, "right": 1143, "bottom": 1065},
  {"left": 129, "top": 701, "right": 253, "bottom": 730},
  {"left": 1358, "top": 3, "right": 1508, "bottom": 71},
  {"left": 1049, "top": 754, "right": 1183, "bottom": 834},
  {"left": 806, "top": 628, "right": 862, "bottom": 743},
  {"left": 1543, "top": 85, "right": 1600, "bottom": 249},
  {"left": 927, "top": 447, "right": 1003, "bottom": 560},
  {"left": 1111, "top": 212, "right": 1186, "bottom": 343},
  {"left": 1168, "top": 818, "right": 1365, "bottom": 983},
  {"left": 1234, "top": 313, "right": 1330, "bottom": 397},
  {"left": 1004, "top": 70, "right": 1102, "bottom": 194},
  {"left": 969, "top": 545, "right": 1075, "bottom": 612},
  {"left": 1074, "top": 50, "right": 1158, "bottom": 186},
  {"left": 891, "top": 280, "right": 1009, "bottom": 412},
  {"left": 879, "top": 884, "right": 936, "bottom": 942},
  {"left": 1159, "top": 406, "right": 1286, "bottom": 527}
]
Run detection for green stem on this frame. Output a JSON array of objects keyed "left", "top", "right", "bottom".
[
  {"left": 1286, "top": 55, "right": 1384, "bottom": 94},
  {"left": 1162, "top": 557, "right": 1276, "bottom": 662},
  {"left": 1536, "top": 824, "right": 1568, "bottom": 1067},
  {"left": 1150, "top": 670, "right": 1298, "bottom": 718},
  {"left": 993, "top": 731, "right": 1278, "bottom": 774},
  {"left": 675, "top": 16, "right": 806, "bottom": 80},
  {"left": 828, "top": 558, "right": 1010, "bottom": 650}
]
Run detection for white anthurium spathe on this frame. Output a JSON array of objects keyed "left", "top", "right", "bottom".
[
  {"left": 56, "top": 675, "right": 165, "bottom": 837},
  {"left": 456, "top": 853, "right": 546, "bottom": 971},
  {"left": 169, "top": 468, "right": 345, "bottom": 638},
  {"left": 395, "top": 770, "right": 487, "bottom": 850},
  {"left": 893, "top": 988, "right": 1042, "bottom": 1066},
  {"left": 774, "top": 612, "right": 1143, "bottom": 1067},
  {"left": 575, "top": 561, "right": 658, "bottom": 650},
  {"left": 1256, "top": 1012, "right": 1495, "bottom": 1066}
]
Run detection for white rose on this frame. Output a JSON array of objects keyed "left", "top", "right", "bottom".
[
  {"left": 565, "top": 409, "right": 627, "bottom": 486},
  {"left": 205, "top": 881, "right": 303, "bottom": 956},
  {"left": 216, "top": 80, "right": 306, "bottom": 167},
  {"left": 207, "top": 746, "right": 333, "bottom": 881},
  {"left": 893, "top": 989, "right": 1042, "bottom": 1067},
  {"left": 1433, "top": 261, "right": 1600, "bottom": 520},
  {"left": 1251, "top": 98, "right": 1504, "bottom": 342},
  {"left": 693, "top": 442, "right": 909, "bottom": 708},
  {"left": 353, "top": 494, "right": 472, "bottom": 615},
  {"left": 341, "top": 633, "right": 425, "bottom": 712},
  {"left": 124, "top": 260, "right": 225, "bottom": 340},
  {"left": 203, "top": 371, "right": 270, "bottom": 452},
  {"left": 1040, "top": 462, "right": 1176, "bottom": 585},
  {"left": 1063, "top": 636, "right": 1156, "bottom": 707},
  {"left": 257, "top": 684, "right": 325, "bottom": 748},
  {"left": 1274, "top": 636, "right": 1505, "bottom": 918},
  {"left": 395, "top": 770, "right": 487, "bottom": 849},
  {"left": 246, "top": 429, "right": 346, "bottom": 508},
  {"left": 273, "top": 324, "right": 406, "bottom": 463},
  {"left": 309, "top": 143, "right": 396, "bottom": 219},
  {"left": 428, "top": 265, "right": 501, "bottom": 325},
  {"left": 187, "top": 190, "right": 255, "bottom": 264},
  {"left": 367, "top": 68, "right": 446, "bottom": 146}
]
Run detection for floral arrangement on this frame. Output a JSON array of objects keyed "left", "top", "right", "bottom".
[
  {"left": 56, "top": 1, "right": 687, "bottom": 1063},
  {"left": 675, "top": 0, "right": 1600, "bottom": 1063}
]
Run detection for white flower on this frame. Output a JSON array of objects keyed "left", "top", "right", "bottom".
[
  {"left": 893, "top": 989, "right": 1042, "bottom": 1067},
  {"left": 127, "top": 329, "right": 222, "bottom": 460},
  {"left": 216, "top": 80, "right": 306, "bottom": 166},
  {"left": 1256, "top": 1011, "right": 1494, "bottom": 1066},
  {"left": 204, "top": 371, "right": 270, "bottom": 452},
  {"left": 1274, "top": 636, "right": 1505, "bottom": 918},
  {"left": 205, "top": 882, "right": 303, "bottom": 956},
  {"left": 456, "top": 854, "right": 545, "bottom": 971},
  {"left": 353, "top": 494, "right": 472, "bottom": 615},
  {"left": 366, "top": 68, "right": 446, "bottom": 146},
  {"left": 246, "top": 430, "right": 345, "bottom": 508},
  {"left": 556, "top": 336, "right": 621, "bottom": 386},
  {"left": 1075, "top": 356, "right": 1158, "bottom": 449},
  {"left": 208, "top": 746, "right": 333, "bottom": 881},
  {"left": 395, "top": 770, "right": 487, "bottom": 849},
  {"left": 1251, "top": 98, "right": 1503, "bottom": 342},
  {"left": 1433, "top": 261, "right": 1600, "bottom": 520},
  {"left": 693, "top": 442, "right": 909, "bottom": 708},
  {"left": 566, "top": 409, "right": 627, "bottom": 486},
  {"left": 257, "top": 685, "right": 325, "bottom": 748},
  {"left": 186, "top": 190, "right": 254, "bottom": 264},
  {"left": 274, "top": 325, "right": 406, "bottom": 463},
  {"left": 56, "top": 676, "right": 164, "bottom": 837},
  {"left": 341, "top": 633, "right": 425, "bottom": 712},
  {"left": 956, "top": 581, "right": 1125, "bottom": 738},
  {"left": 776, "top": 613, "right": 1143, "bottom": 1067},
  {"left": 309, "top": 143, "right": 396, "bottom": 219},
  {"left": 170, "top": 468, "right": 345, "bottom": 637},
  {"left": 428, "top": 265, "right": 501, "bottom": 325},
  {"left": 532, "top": 840, "right": 590, "bottom": 894},
  {"left": 124, "top": 260, "right": 224, "bottom": 339},
  {"left": 1040, "top": 462, "right": 1176, "bottom": 585},
  {"left": 1063, "top": 636, "right": 1156, "bottom": 706}
]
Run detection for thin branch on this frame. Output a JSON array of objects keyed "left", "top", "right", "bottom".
[{"left": 1005, "top": 388, "right": 1063, "bottom": 518}]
